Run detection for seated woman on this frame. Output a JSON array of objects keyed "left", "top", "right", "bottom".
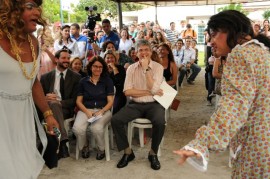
[
  {"left": 157, "top": 43, "right": 178, "bottom": 88},
  {"left": 101, "top": 41, "right": 134, "bottom": 69},
  {"left": 128, "top": 47, "right": 139, "bottom": 62},
  {"left": 70, "top": 57, "right": 87, "bottom": 78},
  {"left": 73, "top": 56, "right": 114, "bottom": 160},
  {"left": 104, "top": 50, "right": 126, "bottom": 114}
]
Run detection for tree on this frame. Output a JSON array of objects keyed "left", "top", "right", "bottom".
[
  {"left": 74, "top": 0, "right": 143, "bottom": 23},
  {"left": 218, "top": 3, "right": 249, "bottom": 15},
  {"left": 262, "top": 10, "right": 270, "bottom": 20}
]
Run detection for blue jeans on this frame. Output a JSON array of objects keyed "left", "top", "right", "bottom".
[{"left": 178, "top": 64, "right": 201, "bottom": 86}]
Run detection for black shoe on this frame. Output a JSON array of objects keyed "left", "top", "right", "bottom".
[
  {"left": 148, "top": 154, "right": 161, "bottom": 170},
  {"left": 96, "top": 152, "right": 105, "bottom": 160},
  {"left": 82, "top": 146, "right": 90, "bottom": 159},
  {"left": 187, "top": 79, "right": 195, "bottom": 85},
  {"left": 117, "top": 150, "right": 135, "bottom": 168},
  {"left": 58, "top": 142, "right": 70, "bottom": 160}
]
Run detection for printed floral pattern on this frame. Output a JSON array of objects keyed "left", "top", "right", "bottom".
[{"left": 184, "top": 40, "right": 270, "bottom": 178}]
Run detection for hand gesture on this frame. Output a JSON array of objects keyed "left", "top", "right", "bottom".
[
  {"left": 45, "top": 115, "right": 59, "bottom": 135},
  {"left": 86, "top": 110, "right": 94, "bottom": 119},
  {"left": 173, "top": 149, "right": 201, "bottom": 165},
  {"left": 153, "top": 89, "right": 163, "bottom": 96}
]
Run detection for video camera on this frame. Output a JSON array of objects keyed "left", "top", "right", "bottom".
[{"left": 85, "top": 5, "right": 101, "bottom": 43}]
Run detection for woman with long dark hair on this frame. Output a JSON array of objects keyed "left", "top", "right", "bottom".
[{"left": 174, "top": 10, "right": 270, "bottom": 178}]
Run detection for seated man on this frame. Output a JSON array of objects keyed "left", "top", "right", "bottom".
[
  {"left": 111, "top": 40, "right": 165, "bottom": 170},
  {"left": 40, "top": 48, "right": 81, "bottom": 159},
  {"left": 178, "top": 39, "right": 201, "bottom": 86}
]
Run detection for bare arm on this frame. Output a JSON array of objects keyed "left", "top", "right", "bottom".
[
  {"left": 212, "top": 58, "right": 222, "bottom": 79},
  {"left": 32, "top": 78, "right": 59, "bottom": 131},
  {"left": 167, "top": 62, "right": 178, "bottom": 86},
  {"left": 76, "top": 96, "right": 93, "bottom": 118}
]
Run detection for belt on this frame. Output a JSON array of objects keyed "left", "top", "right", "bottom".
[{"left": 0, "top": 91, "right": 31, "bottom": 100}]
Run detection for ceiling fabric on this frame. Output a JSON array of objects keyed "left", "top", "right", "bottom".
[{"left": 111, "top": 0, "right": 267, "bottom": 6}]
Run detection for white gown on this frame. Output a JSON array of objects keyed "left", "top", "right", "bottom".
[{"left": 0, "top": 46, "right": 47, "bottom": 179}]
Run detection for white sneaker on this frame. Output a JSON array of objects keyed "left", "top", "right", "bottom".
[{"left": 206, "top": 101, "right": 212, "bottom": 106}]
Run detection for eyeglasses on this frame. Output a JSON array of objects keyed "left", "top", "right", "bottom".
[
  {"left": 24, "top": 2, "right": 40, "bottom": 10},
  {"left": 92, "top": 65, "right": 103, "bottom": 69}
]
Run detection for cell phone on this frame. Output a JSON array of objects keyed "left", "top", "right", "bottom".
[{"left": 53, "top": 127, "right": 61, "bottom": 141}]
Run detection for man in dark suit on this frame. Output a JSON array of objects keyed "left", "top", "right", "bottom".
[{"left": 40, "top": 48, "right": 81, "bottom": 159}]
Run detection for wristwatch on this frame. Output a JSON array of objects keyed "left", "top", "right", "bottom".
[{"left": 143, "top": 67, "right": 151, "bottom": 74}]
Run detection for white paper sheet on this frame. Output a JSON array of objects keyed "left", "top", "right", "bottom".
[
  {"left": 87, "top": 114, "right": 103, "bottom": 123},
  {"left": 153, "top": 80, "right": 177, "bottom": 109}
]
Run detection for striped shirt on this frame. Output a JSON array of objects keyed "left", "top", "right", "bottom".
[{"left": 124, "top": 60, "right": 164, "bottom": 103}]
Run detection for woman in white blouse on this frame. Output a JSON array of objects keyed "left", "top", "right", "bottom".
[
  {"left": 54, "top": 25, "right": 80, "bottom": 58},
  {"left": 118, "top": 29, "right": 133, "bottom": 54}
]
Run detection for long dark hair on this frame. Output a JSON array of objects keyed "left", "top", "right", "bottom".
[
  {"left": 87, "top": 56, "right": 108, "bottom": 77},
  {"left": 207, "top": 10, "right": 270, "bottom": 50},
  {"left": 158, "top": 43, "right": 175, "bottom": 62}
]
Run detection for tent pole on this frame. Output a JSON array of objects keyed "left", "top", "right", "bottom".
[
  {"left": 117, "top": 1, "right": 123, "bottom": 30},
  {"left": 155, "top": 1, "right": 158, "bottom": 24}
]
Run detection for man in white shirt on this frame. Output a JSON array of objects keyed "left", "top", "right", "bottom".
[
  {"left": 178, "top": 39, "right": 201, "bottom": 86},
  {"left": 40, "top": 48, "right": 81, "bottom": 159}
]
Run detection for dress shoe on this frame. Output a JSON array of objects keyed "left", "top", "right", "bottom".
[
  {"left": 82, "top": 146, "right": 90, "bottom": 159},
  {"left": 148, "top": 154, "right": 161, "bottom": 170},
  {"left": 187, "top": 79, "right": 195, "bottom": 85},
  {"left": 117, "top": 150, "right": 135, "bottom": 168},
  {"left": 57, "top": 143, "right": 70, "bottom": 160},
  {"left": 96, "top": 152, "right": 105, "bottom": 160}
]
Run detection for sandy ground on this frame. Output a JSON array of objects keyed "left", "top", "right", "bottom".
[{"left": 39, "top": 69, "right": 231, "bottom": 179}]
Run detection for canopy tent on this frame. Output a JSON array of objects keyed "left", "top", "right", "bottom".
[{"left": 111, "top": 0, "right": 267, "bottom": 28}]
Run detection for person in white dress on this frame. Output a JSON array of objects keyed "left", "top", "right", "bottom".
[{"left": 0, "top": 0, "right": 59, "bottom": 178}]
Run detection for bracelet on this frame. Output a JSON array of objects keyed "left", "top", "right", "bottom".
[{"left": 43, "top": 110, "right": 53, "bottom": 119}]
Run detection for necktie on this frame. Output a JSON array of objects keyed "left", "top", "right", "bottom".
[
  {"left": 60, "top": 72, "right": 65, "bottom": 100},
  {"left": 181, "top": 51, "right": 185, "bottom": 63}
]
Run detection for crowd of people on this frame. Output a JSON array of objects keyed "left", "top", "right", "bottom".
[{"left": 0, "top": 0, "right": 269, "bottom": 178}]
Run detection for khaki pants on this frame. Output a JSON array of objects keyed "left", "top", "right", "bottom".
[{"left": 73, "top": 109, "right": 112, "bottom": 151}]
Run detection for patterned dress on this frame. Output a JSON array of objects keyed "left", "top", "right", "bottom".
[{"left": 183, "top": 40, "right": 270, "bottom": 178}]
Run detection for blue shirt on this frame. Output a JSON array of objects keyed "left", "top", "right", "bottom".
[
  {"left": 78, "top": 76, "right": 114, "bottom": 109},
  {"left": 100, "top": 31, "right": 120, "bottom": 50}
]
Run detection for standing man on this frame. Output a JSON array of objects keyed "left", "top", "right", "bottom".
[
  {"left": 100, "top": 19, "right": 120, "bottom": 50},
  {"left": 178, "top": 39, "right": 201, "bottom": 86},
  {"left": 164, "top": 22, "right": 178, "bottom": 45},
  {"left": 181, "top": 24, "right": 197, "bottom": 40},
  {"left": 111, "top": 40, "right": 165, "bottom": 170},
  {"left": 40, "top": 48, "right": 81, "bottom": 159},
  {"left": 70, "top": 23, "right": 93, "bottom": 68}
]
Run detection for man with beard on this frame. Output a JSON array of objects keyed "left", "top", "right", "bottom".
[{"left": 40, "top": 48, "right": 81, "bottom": 159}]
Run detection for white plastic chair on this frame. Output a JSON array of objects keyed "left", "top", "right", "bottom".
[
  {"left": 127, "top": 111, "right": 168, "bottom": 157},
  {"left": 64, "top": 116, "right": 75, "bottom": 152}
]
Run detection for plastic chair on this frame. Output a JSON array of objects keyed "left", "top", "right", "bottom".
[
  {"left": 64, "top": 116, "right": 75, "bottom": 152},
  {"left": 127, "top": 111, "right": 168, "bottom": 157}
]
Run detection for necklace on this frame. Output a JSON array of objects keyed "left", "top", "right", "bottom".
[{"left": 4, "top": 29, "right": 37, "bottom": 80}]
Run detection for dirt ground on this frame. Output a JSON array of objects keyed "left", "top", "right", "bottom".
[{"left": 39, "top": 68, "right": 231, "bottom": 179}]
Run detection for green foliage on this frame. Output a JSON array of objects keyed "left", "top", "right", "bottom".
[
  {"left": 74, "top": 0, "right": 143, "bottom": 23},
  {"left": 218, "top": 4, "right": 249, "bottom": 16},
  {"left": 42, "top": 0, "right": 143, "bottom": 24},
  {"left": 263, "top": 10, "right": 270, "bottom": 20}
]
